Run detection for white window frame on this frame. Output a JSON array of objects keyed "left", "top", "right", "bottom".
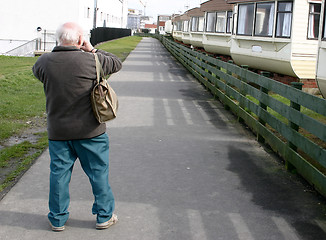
[
  {"left": 307, "top": 3, "right": 321, "bottom": 39},
  {"left": 226, "top": 11, "right": 233, "bottom": 34},
  {"left": 206, "top": 12, "right": 216, "bottom": 32},
  {"left": 198, "top": 17, "right": 205, "bottom": 32},
  {"left": 275, "top": 1, "right": 293, "bottom": 38},
  {"left": 183, "top": 21, "right": 189, "bottom": 32},
  {"left": 216, "top": 12, "right": 226, "bottom": 33},
  {"left": 191, "top": 17, "right": 199, "bottom": 32},
  {"left": 237, "top": 3, "right": 255, "bottom": 35},
  {"left": 254, "top": 2, "right": 275, "bottom": 37}
]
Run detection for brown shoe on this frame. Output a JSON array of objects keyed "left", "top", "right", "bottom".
[{"left": 96, "top": 214, "right": 118, "bottom": 230}]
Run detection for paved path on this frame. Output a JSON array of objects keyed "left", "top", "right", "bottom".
[{"left": 1, "top": 38, "right": 326, "bottom": 240}]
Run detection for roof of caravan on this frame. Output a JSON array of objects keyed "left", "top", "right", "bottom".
[
  {"left": 172, "top": 15, "right": 181, "bottom": 22},
  {"left": 200, "top": 0, "right": 233, "bottom": 12},
  {"left": 180, "top": 13, "right": 191, "bottom": 21},
  {"left": 227, "top": 0, "right": 272, "bottom": 3},
  {"left": 228, "top": 0, "right": 322, "bottom": 2},
  {"left": 172, "top": 13, "right": 190, "bottom": 22},
  {"left": 186, "top": 7, "right": 205, "bottom": 17}
]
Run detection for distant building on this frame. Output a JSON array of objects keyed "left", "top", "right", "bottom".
[
  {"left": 157, "top": 15, "right": 172, "bottom": 34},
  {"left": 140, "top": 16, "right": 155, "bottom": 29},
  {"left": 127, "top": 8, "right": 155, "bottom": 33},
  {"left": 0, "top": 0, "right": 128, "bottom": 56},
  {"left": 127, "top": 8, "right": 142, "bottom": 31},
  {"left": 144, "top": 24, "right": 157, "bottom": 34}
]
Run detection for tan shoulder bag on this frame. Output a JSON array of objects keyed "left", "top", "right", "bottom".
[{"left": 91, "top": 53, "right": 118, "bottom": 123}]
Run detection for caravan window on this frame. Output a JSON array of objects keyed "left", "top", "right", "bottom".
[
  {"left": 183, "top": 21, "right": 189, "bottom": 32},
  {"left": 198, "top": 17, "right": 205, "bottom": 32},
  {"left": 226, "top": 11, "right": 233, "bottom": 33},
  {"left": 237, "top": 4, "right": 254, "bottom": 35},
  {"left": 276, "top": 1, "right": 293, "bottom": 38},
  {"left": 206, "top": 12, "right": 216, "bottom": 32},
  {"left": 191, "top": 17, "right": 198, "bottom": 32},
  {"left": 176, "top": 21, "right": 182, "bottom": 31},
  {"left": 308, "top": 3, "right": 321, "bottom": 39},
  {"left": 254, "top": 2, "right": 275, "bottom": 37},
  {"left": 216, "top": 12, "right": 226, "bottom": 33}
]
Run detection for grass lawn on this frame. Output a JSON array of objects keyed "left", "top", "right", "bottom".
[
  {"left": 97, "top": 36, "right": 142, "bottom": 61},
  {"left": 0, "top": 36, "right": 142, "bottom": 196},
  {"left": 0, "top": 56, "right": 45, "bottom": 140}
]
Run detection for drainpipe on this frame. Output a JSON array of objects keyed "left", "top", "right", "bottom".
[
  {"left": 93, "top": 0, "right": 98, "bottom": 29},
  {"left": 121, "top": 0, "right": 124, "bottom": 28}
]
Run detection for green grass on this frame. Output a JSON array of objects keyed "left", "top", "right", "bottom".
[
  {"left": 0, "top": 132, "right": 48, "bottom": 192},
  {"left": 246, "top": 93, "right": 326, "bottom": 124},
  {"left": 0, "top": 56, "right": 44, "bottom": 141},
  {"left": 0, "top": 55, "right": 37, "bottom": 77},
  {"left": 97, "top": 36, "right": 142, "bottom": 61}
]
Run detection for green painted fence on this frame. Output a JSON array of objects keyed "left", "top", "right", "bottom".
[{"left": 159, "top": 35, "right": 326, "bottom": 197}]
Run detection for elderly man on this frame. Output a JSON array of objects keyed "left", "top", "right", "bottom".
[{"left": 32, "top": 22, "right": 122, "bottom": 231}]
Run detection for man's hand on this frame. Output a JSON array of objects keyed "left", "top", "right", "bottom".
[{"left": 80, "top": 41, "right": 95, "bottom": 53}]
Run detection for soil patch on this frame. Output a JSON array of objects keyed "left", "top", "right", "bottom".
[{"left": 0, "top": 116, "right": 47, "bottom": 199}]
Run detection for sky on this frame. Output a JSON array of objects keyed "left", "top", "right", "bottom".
[{"left": 127, "top": 0, "right": 206, "bottom": 19}]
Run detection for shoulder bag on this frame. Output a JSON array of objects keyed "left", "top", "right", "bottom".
[{"left": 91, "top": 53, "right": 118, "bottom": 123}]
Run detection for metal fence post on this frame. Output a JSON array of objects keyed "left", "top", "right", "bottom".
[
  {"left": 35, "top": 39, "right": 39, "bottom": 51},
  {"left": 44, "top": 29, "right": 46, "bottom": 51}
]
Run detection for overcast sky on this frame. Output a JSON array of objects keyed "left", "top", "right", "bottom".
[{"left": 127, "top": 0, "right": 205, "bottom": 19}]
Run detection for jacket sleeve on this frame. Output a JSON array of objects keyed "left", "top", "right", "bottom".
[
  {"left": 96, "top": 49, "right": 122, "bottom": 76},
  {"left": 32, "top": 55, "right": 46, "bottom": 83}
]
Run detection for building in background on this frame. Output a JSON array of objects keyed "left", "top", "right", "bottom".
[
  {"left": 127, "top": 8, "right": 143, "bottom": 31},
  {"left": 127, "top": 8, "right": 155, "bottom": 33},
  {"left": 157, "top": 15, "right": 172, "bottom": 34},
  {"left": 144, "top": 24, "right": 157, "bottom": 34},
  {"left": 0, "top": 0, "right": 128, "bottom": 56}
]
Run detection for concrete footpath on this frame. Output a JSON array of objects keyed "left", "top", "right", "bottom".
[{"left": 1, "top": 38, "right": 326, "bottom": 240}]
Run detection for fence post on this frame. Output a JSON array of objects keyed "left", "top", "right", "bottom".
[
  {"left": 215, "top": 57, "right": 221, "bottom": 81},
  {"left": 257, "top": 71, "right": 271, "bottom": 143},
  {"left": 238, "top": 65, "right": 249, "bottom": 123},
  {"left": 223, "top": 60, "right": 234, "bottom": 111},
  {"left": 227, "top": 60, "right": 233, "bottom": 76},
  {"left": 284, "top": 82, "right": 304, "bottom": 171},
  {"left": 289, "top": 82, "right": 304, "bottom": 151}
]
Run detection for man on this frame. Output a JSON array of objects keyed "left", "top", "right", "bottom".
[{"left": 32, "top": 22, "right": 122, "bottom": 231}]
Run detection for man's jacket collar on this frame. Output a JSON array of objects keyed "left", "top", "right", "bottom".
[{"left": 52, "top": 46, "right": 82, "bottom": 52}]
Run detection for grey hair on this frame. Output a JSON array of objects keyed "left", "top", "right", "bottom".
[{"left": 56, "top": 24, "right": 82, "bottom": 45}]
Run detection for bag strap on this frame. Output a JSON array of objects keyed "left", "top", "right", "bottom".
[{"left": 94, "top": 53, "right": 105, "bottom": 83}]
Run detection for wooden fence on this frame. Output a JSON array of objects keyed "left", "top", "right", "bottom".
[{"left": 159, "top": 35, "right": 326, "bottom": 197}]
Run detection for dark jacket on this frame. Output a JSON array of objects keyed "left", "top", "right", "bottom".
[{"left": 32, "top": 46, "right": 122, "bottom": 140}]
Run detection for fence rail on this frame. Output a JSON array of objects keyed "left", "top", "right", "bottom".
[
  {"left": 5, "top": 38, "right": 40, "bottom": 56},
  {"left": 159, "top": 35, "right": 326, "bottom": 197}
]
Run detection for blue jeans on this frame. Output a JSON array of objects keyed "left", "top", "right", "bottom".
[{"left": 48, "top": 133, "right": 115, "bottom": 227}]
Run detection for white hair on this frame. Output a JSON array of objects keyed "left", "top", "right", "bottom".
[{"left": 56, "top": 23, "right": 82, "bottom": 46}]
